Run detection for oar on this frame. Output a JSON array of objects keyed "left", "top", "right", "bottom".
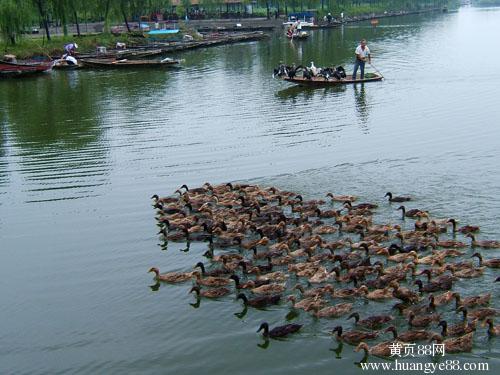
[{"left": 369, "top": 62, "right": 384, "bottom": 78}]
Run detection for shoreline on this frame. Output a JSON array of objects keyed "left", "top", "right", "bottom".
[{"left": 2, "top": 7, "right": 451, "bottom": 59}]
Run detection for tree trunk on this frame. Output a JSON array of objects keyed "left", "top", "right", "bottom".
[
  {"left": 69, "top": 0, "right": 80, "bottom": 36},
  {"left": 62, "top": 13, "right": 68, "bottom": 36},
  {"left": 74, "top": 10, "right": 80, "bottom": 36},
  {"left": 104, "top": 0, "right": 112, "bottom": 33},
  {"left": 266, "top": 2, "right": 270, "bottom": 19},
  {"left": 122, "top": 8, "right": 131, "bottom": 32},
  {"left": 35, "top": 0, "right": 51, "bottom": 41}
]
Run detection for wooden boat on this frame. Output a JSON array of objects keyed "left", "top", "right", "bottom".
[
  {"left": 0, "top": 59, "right": 52, "bottom": 77},
  {"left": 75, "top": 48, "right": 164, "bottom": 61},
  {"left": 80, "top": 58, "right": 181, "bottom": 68},
  {"left": 283, "top": 73, "right": 383, "bottom": 86},
  {"left": 116, "top": 49, "right": 164, "bottom": 59}
]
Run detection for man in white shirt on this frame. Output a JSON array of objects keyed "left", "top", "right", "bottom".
[{"left": 352, "top": 39, "right": 371, "bottom": 80}]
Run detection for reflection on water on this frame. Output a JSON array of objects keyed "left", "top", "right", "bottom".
[
  {"left": 0, "top": 118, "right": 7, "bottom": 222},
  {"left": 1, "top": 7, "right": 500, "bottom": 375},
  {"left": 0, "top": 73, "right": 109, "bottom": 202},
  {"left": 354, "top": 83, "right": 369, "bottom": 129},
  {"left": 331, "top": 341, "right": 344, "bottom": 359}
]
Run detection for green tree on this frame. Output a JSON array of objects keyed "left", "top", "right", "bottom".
[
  {"left": 32, "top": 0, "right": 51, "bottom": 40},
  {"left": 0, "top": 0, "right": 32, "bottom": 45}
]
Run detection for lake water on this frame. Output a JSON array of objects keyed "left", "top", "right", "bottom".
[{"left": 1, "top": 6, "right": 499, "bottom": 375}]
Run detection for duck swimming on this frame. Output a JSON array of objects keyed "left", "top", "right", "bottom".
[
  {"left": 408, "top": 312, "right": 440, "bottom": 328},
  {"left": 428, "top": 291, "right": 454, "bottom": 307},
  {"left": 148, "top": 267, "right": 194, "bottom": 283},
  {"left": 385, "top": 192, "right": 411, "bottom": 203},
  {"left": 485, "top": 319, "right": 500, "bottom": 337},
  {"left": 189, "top": 285, "right": 231, "bottom": 299},
  {"left": 194, "top": 261, "right": 230, "bottom": 277},
  {"left": 471, "top": 252, "right": 500, "bottom": 268},
  {"left": 465, "top": 234, "right": 500, "bottom": 248},
  {"left": 355, "top": 340, "right": 404, "bottom": 358},
  {"left": 332, "top": 325, "right": 378, "bottom": 345},
  {"left": 193, "top": 272, "right": 230, "bottom": 287},
  {"left": 385, "top": 326, "right": 435, "bottom": 342},
  {"left": 347, "top": 312, "right": 394, "bottom": 329},
  {"left": 251, "top": 283, "right": 286, "bottom": 295},
  {"left": 257, "top": 322, "right": 302, "bottom": 339},
  {"left": 414, "top": 278, "right": 453, "bottom": 293},
  {"left": 312, "top": 303, "right": 353, "bottom": 318},
  {"left": 447, "top": 219, "right": 479, "bottom": 234},
  {"left": 150, "top": 182, "right": 498, "bottom": 358},
  {"left": 458, "top": 306, "right": 498, "bottom": 321},
  {"left": 230, "top": 275, "right": 269, "bottom": 289},
  {"left": 326, "top": 192, "right": 357, "bottom": 202},
  {"left": 430, "top": 332, "right": 474, "bottom": 353},
  {"left": 437, "top": 320, "right": 476, "bottom": 337},
  {"left": 454, "top": 292, "right": 491, "bottom": 309},
  {"left": 397, "top": 205, "right": 428, "bottom": 219},
  {"left": 237, "top": 293, "right": 281, "bottom": 308}
]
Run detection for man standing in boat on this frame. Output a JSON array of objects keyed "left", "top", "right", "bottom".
[{"left": 352, "top": 39, "right": 371, "bottom": 80}]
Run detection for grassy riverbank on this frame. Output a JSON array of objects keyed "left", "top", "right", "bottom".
[{"left": 0, "top": 34, "right": 143, "bottom": 59}]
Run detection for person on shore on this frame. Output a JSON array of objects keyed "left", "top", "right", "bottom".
[
  {"left": 64, "top": 42, "right": 78, "bottom": 56},
  {"left": 352, "top": 39, "right": 371, "bottom": 80},
  {"left": 61, "top": 43, "right": 78, "bottom": 66},
  {"left": 327, "top": 13, "right": 333, "bottom": 24}
]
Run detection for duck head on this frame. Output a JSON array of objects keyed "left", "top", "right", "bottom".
[
  {"left": 414, "top": 279, "right": 424, "bottom": 292},
  {"left": 384, "top": 326, "right": 398, "bottom": 339},
  {"left": 331, "top": 326, "right": 343, "bottom": 337},
  {"left": 257, "top": 322, "right": 269, "bottom": 336},
  {"left": 437, "top": 320, "right": 448, "bottom": 335},
  {"left": 456, "top": 306, "right": 468, "bottom": 319},
  {"left": 229, "top": 274, "right": 240, "bottom": 286},
  {"left": 148, "top": 267, "right": 159, "bottom": 275},
  {"left": 189, "top": 285, "right": 201, "bottom": 295},
  {"left": 347, "top": 312, "right": 360, "bottom": 323},
  {"left": 194, "top": 262, "right": 206, "bottom": 274}
]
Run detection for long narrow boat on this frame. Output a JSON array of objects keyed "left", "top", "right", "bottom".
[
  {"left": 75, "top": 48, "right": 164, "bottom": 60},
  {"left": 116, "top": 49, "right": 164, "bottom": 59},
  {"left": 283, "top": 73, "right": 383, "bottom": 86},
  {"left": 145, "top": 29, "right": 180, "bottom": 39},
  {"left": 0, "top": 59, "right": 52, "bottom": 77},
  {"left": 80, "top": 58, "right": 181, "bottom": 68}
]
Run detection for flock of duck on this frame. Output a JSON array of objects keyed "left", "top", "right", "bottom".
[{"left": 149, "top": 182, "right": 499, "bottom": 359}]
